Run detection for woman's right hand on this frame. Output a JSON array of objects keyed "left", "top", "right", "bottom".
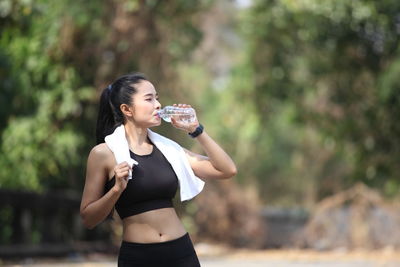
[{"left": 112, "top": 162, "right": 131, "bottom": 193}]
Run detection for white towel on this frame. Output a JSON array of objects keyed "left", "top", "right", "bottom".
[
  {"left": 104, "top": 126, "right": 138, "bottom": 179},
  {"left": 104, "top": 124, "right": 205, "bottom": 201}
]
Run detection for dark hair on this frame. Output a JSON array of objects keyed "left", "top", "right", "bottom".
[{"left": 96, "top": 72, "right": 147, "bottom": 144}]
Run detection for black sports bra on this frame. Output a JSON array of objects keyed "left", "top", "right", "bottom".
[{"left": 104, "top": 143, "right": 179, "bottom": 219}]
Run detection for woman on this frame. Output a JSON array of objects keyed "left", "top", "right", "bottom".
[{"left": 80, "top": 73, "right": 237, "bottom": 267}]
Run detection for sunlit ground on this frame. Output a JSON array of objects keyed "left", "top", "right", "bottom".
[{"left": 3, "top": 246, "right": 400, "bottom": 267}]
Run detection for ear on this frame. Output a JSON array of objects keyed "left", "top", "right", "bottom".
[{"left": 120, "top": 103, "right": 134, "bottom": 118}]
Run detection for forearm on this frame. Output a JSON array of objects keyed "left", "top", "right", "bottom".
[
  {"left": 195, "top": 130, "right": 237, "bottom": 176},
  {"left": 80, "top": 187, "right": 122, "bottom": 229}
]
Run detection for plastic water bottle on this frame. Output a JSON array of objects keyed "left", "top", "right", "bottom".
[{"left": 157, "top": 106, "right": 196, "bottom": 123}]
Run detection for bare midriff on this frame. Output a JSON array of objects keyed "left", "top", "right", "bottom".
[{"left": 121, "top": 207, "right": 187, "bottom": 243}]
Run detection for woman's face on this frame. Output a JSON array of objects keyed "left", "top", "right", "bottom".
[{"left": 128, "top": 80, "right": 162, "bottom": 127}]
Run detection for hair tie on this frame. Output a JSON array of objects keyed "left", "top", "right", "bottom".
[{"left": 107, "top": 84, "right": 112, "bottom": 92}]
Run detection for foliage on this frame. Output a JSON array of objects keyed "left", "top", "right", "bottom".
[
  {"left": 229, "top": 0, "right": 400, "bottom": 202},
  {"left": 0, "top": 0, "right": 95, "bottom": 190},
  {"left": 0, "top": 0, "right": 212, "bottom": 191}
]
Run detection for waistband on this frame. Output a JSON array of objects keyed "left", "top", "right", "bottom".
[
  {"left": 121, "top": 232, "right": 189, "bottom": 247},
  {"left": 119, "top": 233, "right": 197, "bottom": 263}
]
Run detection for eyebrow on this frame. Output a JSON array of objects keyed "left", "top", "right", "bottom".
[{"left": 143, "top": 93, "right": 158, "bottom": 97}]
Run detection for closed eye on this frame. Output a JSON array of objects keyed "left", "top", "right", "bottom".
[
  {"left": 146, "top": 97, "right": 159, "bottom": 101},
  {"left": 143, "top": 93, "right": 159, "bottom": 101}
]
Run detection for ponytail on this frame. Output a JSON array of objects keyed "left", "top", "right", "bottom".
[
  {"left": 95, "top": 72, "right": 147, "bottom": 144},
  {"left": 96, "top": 87, "right": 115, "bottom": 144}
]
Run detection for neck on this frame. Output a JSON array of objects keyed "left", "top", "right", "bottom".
[{"left": 124, "top": 122, "right": 149, "bottom": 148}]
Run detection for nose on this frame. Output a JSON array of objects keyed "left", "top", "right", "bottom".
[{"left": 155, "top": 99, "right": 161, "bottom": 110}]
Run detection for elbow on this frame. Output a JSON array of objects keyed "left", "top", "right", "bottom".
[
  {"left": 82, "top": 218, "right": 96, "bottom": 230},
  {"left": 83, "top": 221, "right": 96, "bottom": 230},
  {"left": 80, "top": 210, "right": 96, "bottom": 230},
  {"left": 222, "top": 166, "right": 238, "bottom": 179},
  {"left": 229, "top": 166, "right": 238, "bottom": 178}
]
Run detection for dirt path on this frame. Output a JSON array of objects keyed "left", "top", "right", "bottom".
[
  {"left": 200, "top": 248, "right": 400, "bottom": 267},
  {"left": 4, "top": 258, "right": 400, "bottom": 267},
  {"left": 3, "top": 249, "right": 400, "bottom": 267}
]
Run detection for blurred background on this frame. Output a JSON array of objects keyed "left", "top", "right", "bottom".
[{"left": 1, "top": 0, "right": 400, "bottom": 265}]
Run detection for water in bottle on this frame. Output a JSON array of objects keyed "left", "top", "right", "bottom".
[{"left": 157, "top": 106, "right": 196, "bottom": 123}]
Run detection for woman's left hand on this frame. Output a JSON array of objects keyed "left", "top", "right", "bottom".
[{"left": 170, "top": 103, "right": 200, "bottom": 134}]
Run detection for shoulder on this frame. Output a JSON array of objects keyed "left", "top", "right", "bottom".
[{"left": 88, "top": 143, "right": 113, "bottom": 161}]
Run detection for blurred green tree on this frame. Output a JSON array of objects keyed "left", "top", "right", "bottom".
[
  {"left": 0, "top": 0, "right": 212, "bottom": 191},
  {"left": 236, "top": 0, "right": 400, "bottom": 201}
]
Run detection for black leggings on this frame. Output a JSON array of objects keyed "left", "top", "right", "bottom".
[{"left": 118, "top": 233, "right": 201, "bottom": 267}]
